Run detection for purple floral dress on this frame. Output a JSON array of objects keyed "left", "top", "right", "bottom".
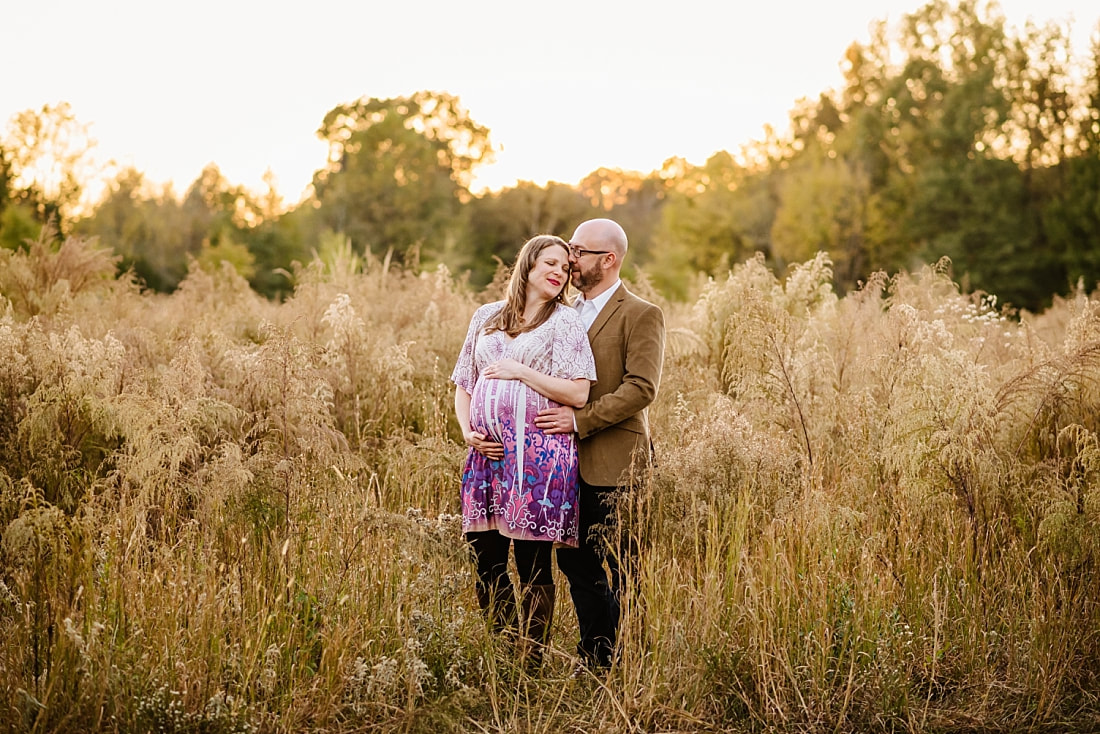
[{"left": 451, "top": 301, "right": 596, "bottom": 547}]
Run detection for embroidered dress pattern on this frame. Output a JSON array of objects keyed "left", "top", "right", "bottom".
[{"left": 451, "top": 301, "right": 596, "bottom": 547}]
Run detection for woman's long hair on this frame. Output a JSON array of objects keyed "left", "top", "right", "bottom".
[{"left": 484, "top": 235, "right": 572, "bottom": 337}]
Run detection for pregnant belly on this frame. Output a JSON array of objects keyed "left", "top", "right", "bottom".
[{"left": 470, "top": 377, "right": 540, "bottom": 442}]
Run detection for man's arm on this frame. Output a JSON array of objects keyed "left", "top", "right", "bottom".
[{"left": 575, "top": 304, "right": 665, "bottom": 439}]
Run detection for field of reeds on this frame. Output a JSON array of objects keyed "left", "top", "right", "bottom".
[{"left": 1, "top": 231, "right": 1099, "bottom": 733}]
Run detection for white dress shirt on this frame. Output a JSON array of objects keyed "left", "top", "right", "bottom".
[
  {"left": 576, "top": 279, "right": 621, "bottom": 330},
  {"left": 571, "top": 280, "right": 620, "bottom": 432}
]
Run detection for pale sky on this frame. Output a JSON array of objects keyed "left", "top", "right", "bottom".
[{"left": 3, "top": 0, "right": 1097, "bottom": 207}]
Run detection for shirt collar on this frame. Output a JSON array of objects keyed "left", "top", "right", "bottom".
[{"left": 579, "top": 279, "right": 621, "bottom": 315}]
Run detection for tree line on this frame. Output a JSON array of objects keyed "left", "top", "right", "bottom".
[{"left": 2, "top": 0, "right": 1098, "bottom": 313}]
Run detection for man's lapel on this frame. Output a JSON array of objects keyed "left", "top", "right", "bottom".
[{"left": 588, "top": 284, "right": 626, "bottom": 339}]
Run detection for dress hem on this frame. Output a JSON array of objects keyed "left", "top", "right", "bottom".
[{"left": 464, "top": 521, "right": 578, "bottom": 549}]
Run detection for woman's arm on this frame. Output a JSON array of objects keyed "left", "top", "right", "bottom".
[
  {"left": 481, "top": 359, "right": 590, "bottom": 408},
  {"left": 454, "top": 385, "right": 503, "bottom": 460}
]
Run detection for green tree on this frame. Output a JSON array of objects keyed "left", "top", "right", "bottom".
[
  {"left": 76, "top": 168, "right": 190, "bottom": 290},
  {"left": 311, "top": 91, "right": 492, "bottom": 266},
  {"left": 579, "top": 167, "right": 668, "bottom": 272},
  {"left": 1041, "top": 35, "right": 1100, "bottom": 292},
  {"left": 654, "top": 153, "right": 775, "bottom": 298},
  {"left": 182, "top": 163, "right": 259, "bottom": 252},
  {"left": 243, "top": 174, "right": 312, "bottom": 299},
  {"left": 464, "top": 181, "right": 594, "bottom": 286},
  {"left": 0, "top": 102, "right": 96, "bottom": 229},
  {"left": 909, "top": 155, "right": 1041, "bottom": 305},
  {"left": 895, "top": 0, "right": 1072, "bottom": 307},
  {"left": 0, "top": 203, "right": 41, "bottom": 251},
  {"left": 0, "top": 142, "right": 12, "bottom": 212},
  {"left": 195, "top": 233, "right": 256, "bottom": 281},
  {"left": 771, "top": 151, "right": 870, "bottom": 288},
  {"left": 834, "top": 31, "right": 920, "bottom": 275},
  {"left": 826, "top": 0, "right": 1069, "bottom": 307}
]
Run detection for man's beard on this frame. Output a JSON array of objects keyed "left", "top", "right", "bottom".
[{"left": 571, "top": 262, "right": 602, "bottom": 293}]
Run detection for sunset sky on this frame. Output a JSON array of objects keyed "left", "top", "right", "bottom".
[{"left": 4, "top": 0, "right": 1097, "bottom": 206}]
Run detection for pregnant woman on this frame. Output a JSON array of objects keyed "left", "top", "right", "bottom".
[{"left": 451, "top": 234, "right": 596, "bottom": 668}]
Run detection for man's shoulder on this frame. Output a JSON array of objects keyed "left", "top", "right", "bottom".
[{"left": 618, "top": 285, "right": 663, "bottom": 315}]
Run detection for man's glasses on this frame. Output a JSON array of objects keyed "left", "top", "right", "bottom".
[{"left": 569, "top": 245, "right": 611, "bottom": 258}]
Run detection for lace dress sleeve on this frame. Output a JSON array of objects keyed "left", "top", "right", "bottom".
[
  {"left": 451, "top": 302, "right": 501, "bottom": 393},
  {"left": 551, "top": 305, "right": 597, "bottom": 382}
]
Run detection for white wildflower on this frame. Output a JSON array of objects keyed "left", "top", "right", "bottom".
[
  {"left": 370, "top": 656, "right": 399, "bottom": 693},
  {"left": 62, "top": 617, "right": 85, "bottom": 652}
]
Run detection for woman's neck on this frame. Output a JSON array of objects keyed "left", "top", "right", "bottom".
[{"left": 523, "top": 295, "right": 547, "bottom": 324}]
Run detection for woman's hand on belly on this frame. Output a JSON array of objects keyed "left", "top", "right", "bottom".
[
  {"left": 482, "top": 358, "right": 528, "bottom": 382},
  {"left": 484, "top": 358, "right": 588, "bottom": 408},
  {"left": 463, "top": 429, "right": 504, "bottom": 461}
]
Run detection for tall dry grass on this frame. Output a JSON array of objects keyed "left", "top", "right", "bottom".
[{"left": 1, "top": 233, "right": 1098, "bottom": 733}]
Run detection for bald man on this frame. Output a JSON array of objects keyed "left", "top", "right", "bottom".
[{"left": 535, "top": 218, "right": 665, "bottom": 672}]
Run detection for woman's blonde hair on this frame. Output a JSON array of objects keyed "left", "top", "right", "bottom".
[{"left": 484, "top": 235, "right": 572, "bottom": 337}]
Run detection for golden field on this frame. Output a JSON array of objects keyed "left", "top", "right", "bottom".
[{"left": 1, "top": 233, "right": 1098, "bottom": 733}]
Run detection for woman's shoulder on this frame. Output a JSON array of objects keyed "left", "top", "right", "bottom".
[
  {"left": 552, "top": 301, "right": 582, "bottom": 320},
  {"left": 476, "top": 300, "right": 505, "bottom": 314},
  {"left": 550, "top": 302, "right": 586, "bottom": 330},
  {"left": 472, "top": 300, "right": 506, "bottom": 322}
]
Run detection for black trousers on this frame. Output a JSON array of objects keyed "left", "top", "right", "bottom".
[
  {"left": 556, "top": 479, "right": 626, "bottom": 668},
  {"left": 466, "top": 530, "right": 553, "bottom": 589}
]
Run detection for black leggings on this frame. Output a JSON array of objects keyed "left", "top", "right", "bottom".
[{"left": 467, "top": 530, "right": 553, "bottom": 587}]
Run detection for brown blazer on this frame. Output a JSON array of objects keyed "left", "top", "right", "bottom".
[{"left": 574, "top": 284, "right": 665, "bottom": 487}]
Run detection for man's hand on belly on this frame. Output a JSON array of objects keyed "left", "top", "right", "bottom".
[{"left": 535, "top": 405, "right": 575, "bottom": 435}]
